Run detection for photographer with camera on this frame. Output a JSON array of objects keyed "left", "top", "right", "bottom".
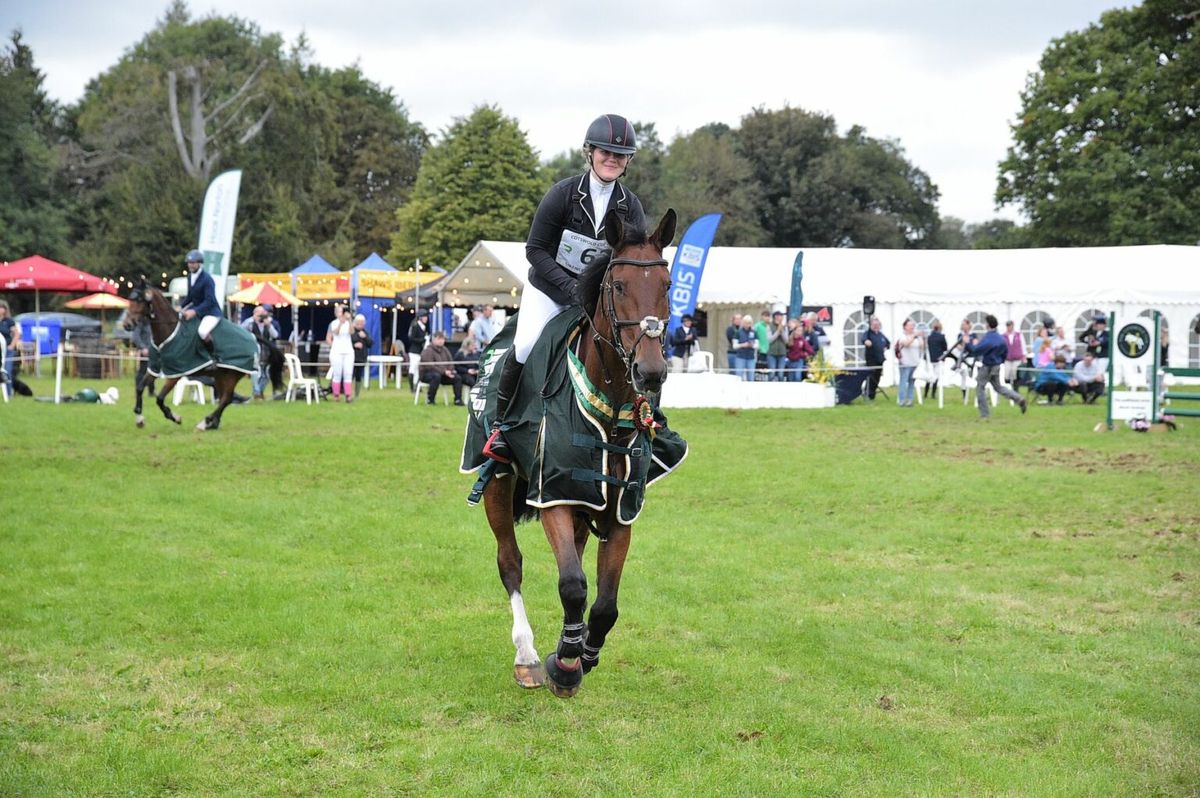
[{"left": 240, "top": 304, "right": 278, "bottom": 401}]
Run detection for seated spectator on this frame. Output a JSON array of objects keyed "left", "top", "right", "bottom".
[
  {"left": 1033, "top": 326, "right": 1055, "bottom": 368},
  {"left": 1033, "top": 354, "right": 1072, "bottom": 404},
  {"left": 1069, "top": 351, "right": 1106, "bottom": 404},
  {"left": 419, "top": 331, "right": 463, "bottom": 405},
  {"left": 1051, "top": 325, "right": 1073, "bottom": 364},
  {"left": 455, "top": 336, "right": 482, "bottom": 394}
]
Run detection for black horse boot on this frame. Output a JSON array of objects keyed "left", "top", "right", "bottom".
[
  {"left": 201, "top": 337, "right": 216, "bottom": 363},
  {"left": 483, "top": 353, "right": 523, "bottom": 464}
]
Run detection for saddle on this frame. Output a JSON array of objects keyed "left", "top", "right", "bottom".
[
  {"left": 149, "top": 317, "right": 258, "bottom": 379},
  {"left": 460, "top": 309, "right": 687, "bottom": 524}
]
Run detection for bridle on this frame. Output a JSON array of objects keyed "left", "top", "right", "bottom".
[{"left": 591, "top": 255, "right": 670, "bottom": 388}]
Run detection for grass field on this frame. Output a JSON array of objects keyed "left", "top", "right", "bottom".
[{"left": 2, "top": 373, "right": 1198, "bottom": 797}]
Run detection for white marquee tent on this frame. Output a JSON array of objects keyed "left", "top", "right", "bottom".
[{"left": 439, "top": 242, "right": 1200, "bottom": 369}]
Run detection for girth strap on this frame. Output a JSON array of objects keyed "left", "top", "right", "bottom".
[
  {"left": 571, "top": 432, "right": 643, "bottom": 458},
  {"left": 571, "top": 468, "right": 642, "bottom": 492}
]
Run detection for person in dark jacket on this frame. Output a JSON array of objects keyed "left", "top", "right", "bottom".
[
  {"left": 965, "top": 314, "right": 1027, "bottom": 419},
  {"left": 419, "top": 330, "right": 462, "bottom": 405},
  {"left": 923, "top": 320, "right": 948, "bottom": 398},
  {"left": 669, "top": 314, "right": 698, "bottom": 372},
  {"left": 407, "top": 312, "right": 429, "bottom": 390},
  {"left": 179, "top": 249, "right": 222, "bottom": 354},
  {"left": 455, "top": 336, "right": 482, "bottom": 395},
  {"left": 861, "top": 316, "right": 889, "bottom": 400},
  {"left": 351, "top": 313, "right": 373, "bottom": 398},
  {"left": 484, "top": 114, "right": 646, "bottom": 463}
]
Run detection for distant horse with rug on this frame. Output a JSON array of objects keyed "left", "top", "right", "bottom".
[
  {"left": 462, "top": 209, "right": 688, "bottom": 697},
  {"left": 123, "top": 278, "right": 257, "bottom": 431}
]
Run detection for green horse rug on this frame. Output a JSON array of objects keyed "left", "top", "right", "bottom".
[
  {"left": 148, "top": 318, "right": 258, "bottom": 379},
  {"left": 461, "top": 309, "right": 687, "bottom": 525}
]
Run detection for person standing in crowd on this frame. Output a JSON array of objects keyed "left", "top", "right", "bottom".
[
  {"left": 420, "top": 330, "right": 463, "bottom": 405},
  {"left": 483, "top": 114, "right": 645, "bottom": 463},
  {"left": 351, "top": 313, "right": 373, "bottom": 398},
  {"left": 765, "top": 310, "right": 788, "bottom": 381},
  {"left": 895, "top": 318, "right": 925, "bottom": 407},
  {"left": 923, "top": 320, "right": 947, "bottom": 399},
  {"left": 724, "top": 313, "right": 742, "bottom": 374},
  {"left": 1034, "top": 325, "right": 1055, "bottom": 368},
  {"left": 240, "top": 304, "right": 278, "bottom": 400},
  {"left": 407, "top": 311, "right": 429, "bottom": 390},
  {"left": 469, "top": 304, "right": 499, "bottom": 350},
  {"left": 1160, "top": 327, "right": 1170, "bottom": 366},
  {"left": 734, "top": 315, "right": 758, "bottom": 381},
  {"left": 861, "top": 316, "right": 889, "bottom": 401},
  {"left": 669, "top": 314, "right": 698, "bottom": 373},
  {"left": 455, "top": 335, "right": 482, "bottom": 402},
  {"left": 1069, "top": 351, "right": 1106, "bottom": 403},
  {"left": 1002, "top": 320, "right": 1026, "bottom": 387},
  {"left": 965, "top": 314, "right": 1028, "bottom": 419},
  {"left": 0, "top": 299, "right": 21, "bottom": 399},
  {"left": 1081, "top": 315, "right": 1110, "bottom": 374},
  {"left": 785, "top": 317, "right": 813, "bottom": 382},
  {"left": 1033, "top": 354, "right": 1072, "bottom": 404},
  {"left": 326, "top": 304, "right": 355, "bottom": 402},
  {"left": 752, "top": 309, "right": 771, "bottom": 375},
  {"left": 1051, "top": 324, "right": 1072, "bottom": 364}
]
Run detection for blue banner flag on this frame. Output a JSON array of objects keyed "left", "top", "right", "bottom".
[
  {"left": 788, "top": 250, "right": 804, "bottom": 318},
  {"left": 667, "top": 213, "right": 722, "bottom": 335}
]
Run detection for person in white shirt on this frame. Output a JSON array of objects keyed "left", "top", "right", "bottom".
[{"left": 1069, "top": 351, "right": 1105, "bottom": 404}]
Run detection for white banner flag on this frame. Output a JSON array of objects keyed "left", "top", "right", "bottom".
[{"left": 197, "top": 169, "right": 242, "bottom": 310}]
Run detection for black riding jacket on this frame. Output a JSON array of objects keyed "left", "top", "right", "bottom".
[{"left": 525, "top": 172, "right": 645, "bottom": 306}]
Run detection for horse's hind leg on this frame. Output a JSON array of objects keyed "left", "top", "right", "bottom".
[
  {"left": 156, "top": 378, "right": 182, "bottom": 424},
  {"left": 198, "top": 370, "right": 238, "bottom": 431},
  {"left": 484, "top": 477, "right": 544, "bottom": 688},
  {"left": 582, "top": 523, "right": 631, "bottom": 675}
]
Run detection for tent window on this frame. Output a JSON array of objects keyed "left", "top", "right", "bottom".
[
  {"left": 1190, "top": 314, "right": 1200, "bottom": 368},
  {"left": 964, "top": 311, "right": 988, "bottom": 336},
  {"left": 907, "top": 309, "right": 939, "bottom": 334},
  {"left": 1074, "top": 308, "right": 1105, "bottom": 359},
  {"left": 1137, "top": 309, "right": 1167, "bottom": 333},
  {"left": 843, "top": 310, "right": 867, "bottom": 367},
  {"left": 1021, "top": 311, "right": 1054, "bottom": 355}
]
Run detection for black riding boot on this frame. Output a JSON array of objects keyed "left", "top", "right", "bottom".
[
  {"left": 201, "top": 337, "right": 216, "bottom": 361},
  {"left": 483, "top": 353, "right": 523, "bottom": 464}
]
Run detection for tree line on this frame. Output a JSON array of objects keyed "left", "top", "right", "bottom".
[{"left": 1, "top": 0, "right": 1195, "bottom": 281}]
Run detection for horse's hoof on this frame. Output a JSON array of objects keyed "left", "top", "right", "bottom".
[
  {"left": 513, "top": 661, "right": 545, "bottom": 689},
  {"left": 135, "top": 415, "right": 145, "bottom": 428},
  {"left": 171, "top": 415, "right": 182, "bottom": 425},
  {"left": 195, "top": 420, "right": 208, "bottom": 431},
  {"left": 544, "top": 652, "right": 582, "bottom": 698}
]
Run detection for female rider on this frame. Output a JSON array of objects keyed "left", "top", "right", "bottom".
[{"left": 484, "top": 114, "right": 646, "bottom": 463}]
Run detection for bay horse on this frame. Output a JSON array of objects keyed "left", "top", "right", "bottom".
[
  {"left": 483, "top": 207, "right": 676, "bottom": 697},
  {"left": 123, "top": 278, "right": 246, "bottom": 431}
]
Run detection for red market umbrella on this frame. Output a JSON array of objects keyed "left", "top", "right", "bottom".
[{"left": 0, "top": 255, "right": 119, "bottom": 316}]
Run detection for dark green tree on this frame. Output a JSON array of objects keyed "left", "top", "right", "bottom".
[
  {"left": 996, "top": 1, "right": 1200, "bottom": 245},
  {"left": 734, "top": 106, "right": 938, "bottom": 248},
  {"left": 389, "top": 105, "right": 542, "bottom": 269},
  {"left": 658, "top": 126, "right": 768, "bottom": 246},
  {"left": 0, "top": 31, "right": 69, "bottom": 259}
]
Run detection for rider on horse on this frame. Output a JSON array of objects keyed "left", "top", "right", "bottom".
[
  {"left": 180, "top": 249, "right": 222, "bottom": 357},
  {"left": 484, "top": 114, "right": 645, "bottom": 463}
]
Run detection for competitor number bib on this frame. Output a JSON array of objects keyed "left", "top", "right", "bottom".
[{"left": 556, "top": 230, "right": 609, "bottom": 275}]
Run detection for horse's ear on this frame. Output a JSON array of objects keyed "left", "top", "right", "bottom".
[
  {"left": 651, "top": 208, "right": 677, "bottom": 250},
  {"left": 604, "top": 208, "right": 625, "bottom": 249}
]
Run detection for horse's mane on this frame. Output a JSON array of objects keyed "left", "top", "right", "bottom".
[{"left": 577, "top": 223, "right": 650, "bottom": 318}]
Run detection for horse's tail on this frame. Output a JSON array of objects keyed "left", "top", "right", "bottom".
[{"left": 511, "top": 476, "right": 539, "bottom": 525}]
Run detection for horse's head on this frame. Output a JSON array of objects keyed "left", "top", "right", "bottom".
[
  {"left": 583, "top": 208, "right": 677, "bottom": 395},
  {"left": 123, "top": 277, "right": 151, "bottom": 331}
]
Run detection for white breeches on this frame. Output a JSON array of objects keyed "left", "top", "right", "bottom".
[
  {"left": 512, "top": 282, "right": 568, "bottom": 364},
  {"left": 329, "top": 352, "right": 354, "bottom": 383},
  {"left": 198, "top": 315, "right": 221, "bottom": 339}
]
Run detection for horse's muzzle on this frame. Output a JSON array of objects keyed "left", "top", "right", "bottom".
[{"left": 632, "top": 361, "right": 667, "bottom": 394}]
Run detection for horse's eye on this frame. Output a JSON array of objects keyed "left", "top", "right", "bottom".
[
  {"left": 612, "top": 281, "right": 625, "bottom": 295},
  {"left": 664, "top": 282, "right": 672, "bottom": 296}
]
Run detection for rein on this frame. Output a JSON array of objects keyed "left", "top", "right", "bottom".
[{"left": 590, "top": 256, "right": 669, "bottom": 390}]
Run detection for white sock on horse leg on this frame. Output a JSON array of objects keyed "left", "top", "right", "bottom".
[{"left": 510, "top": 592, "right": 538, "bottom": 665}]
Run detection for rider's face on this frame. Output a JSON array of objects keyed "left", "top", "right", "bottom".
[
  {"left": 186, "top": 259, "right": 202, "bottom": 273},
  {"left": 591, "top": 147, "right": 630, "bottom": 182}
]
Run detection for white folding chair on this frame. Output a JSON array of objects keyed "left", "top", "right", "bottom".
[
  {"left": 1, "top": 344, "right": 9, "bottom": 403},
  {"left": 172, "top": 377, "right": 210, "bottom": 406},
  {"left": 412, "top": 374, "right": 451, "bottom": 405},
  {"left": 937, "top": 359, "right": 971, "bottom": 409},
  {"left": 284, "top": 352, "right": 320, "bottom": 404}
]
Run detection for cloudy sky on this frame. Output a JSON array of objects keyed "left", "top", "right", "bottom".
[{"left": 5, "top": 1, "right": 1125, "bottom": 224}]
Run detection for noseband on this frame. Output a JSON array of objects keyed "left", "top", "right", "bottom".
[{"left": 594, "top": 256, "right": 669, "bottom": 387}]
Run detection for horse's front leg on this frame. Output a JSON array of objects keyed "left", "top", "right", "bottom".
[
  {"left": 156, "top": 378, "right": 182, "bottom": 424},
  {"left": 542, "top": 506, "right": 588, "bottom": 698},
  {"left": 483, "top": 476, "right": 543, "bottom": 688},
  {"left": 133, "top": 371, "right": 154, "bottom": 427},
  {"left": 582, "top": 523, "right": 631, "bottom": 675}
]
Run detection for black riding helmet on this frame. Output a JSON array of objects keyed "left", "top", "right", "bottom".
[{"left": 584, "top": 114, "right": 637, "bottom": 155}]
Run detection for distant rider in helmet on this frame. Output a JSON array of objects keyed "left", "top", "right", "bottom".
[
  {"left": 484, "top": 114, "right": 646, "bottom": 463},
  {"left": 179, "top": 249, "right": 222, "bottom": 356}
]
